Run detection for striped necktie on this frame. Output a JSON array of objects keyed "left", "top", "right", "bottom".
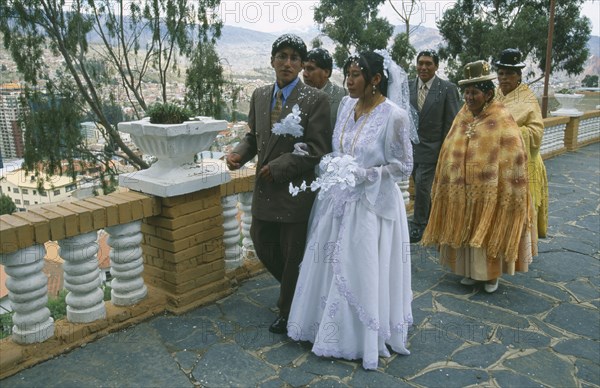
[
  {"left": 418, "top": 84, "right": 428, "bottom": 110},
  {"left": 271, "top": 90, "right": 283, "bottom": 126}
]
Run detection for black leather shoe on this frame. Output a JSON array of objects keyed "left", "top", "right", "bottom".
[
  {"left": 409, "top": 227, "right": 422, "bottom": 244},
  {"left": 269, "top": 316, "right": 288, "bottom": 334}
]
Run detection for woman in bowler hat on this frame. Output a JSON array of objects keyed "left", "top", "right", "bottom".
[
  {"left": 422, "top": 60, "right": 537, "bottom": 293},
  {"left": 495, "top": 48, "right": 549, "bottom": 238}
]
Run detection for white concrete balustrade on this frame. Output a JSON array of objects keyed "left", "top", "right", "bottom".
[
  {"left": 398, "top": 178, "right": 410, "bottom": 205},
  {"left": 0, "top": 195, "right": 255, "bottom": 344},
  {"left": 222, "top": 194, "right": 242, "bottom": 269},
  {"left": 105, "top": 221, "right": 147, "bottom": 305},
  {"left": 578, "top": 115, "right": 600, "bottom": 144},
  {"left": 239, "top": 191, "right": 256, "bottom": 260},
  {"left": 0, "top": 245, "right": 54, "bottom": 344},
  {"left": 541, "top": 122, "right": 567, "bottom": 155},
  {"left": 59, "top": 231, "right": 106, "bottom": 323}
]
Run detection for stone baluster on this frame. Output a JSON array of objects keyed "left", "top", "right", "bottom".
[
  {"left": 397, "top": 179, "right": 410, "bottom": 205},
  {"left": 578, "top": 116, "right": 599, "bottom": 143},
  {"left": 542, "top": 124, "right": 564, "bottom": 154},
  {"left": 540, "top": 128, "right": 550, "bottom": 155},
  {"left": 554, "top": 126, "right": 563, "bottom": 152},
  {"left": 239, "top": 191, "right": 256, "bottom": 260},
  {"left": 222, "top": 194, "right": 242, "bottom": 269},
  {"left": 59, "top": 231, "right": 106, "bottom": 323},
  {"left": 105, "top": 220, "right": 147, "bottom": 305},
  {"left": 0, "top": 245, "right": 54, "bottom": 344}
]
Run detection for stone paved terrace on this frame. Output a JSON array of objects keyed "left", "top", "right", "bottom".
[{"left": 1, "top": 144, "right": 598, "bottom": 387}]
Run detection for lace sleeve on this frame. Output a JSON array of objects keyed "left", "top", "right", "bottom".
[
  {"left": 383, "top": 105, "right": 414, "bottom": 181},
  {"left": 362, "top": 104, "right": 413, "bottom": 217},
  {"left": 363, "top": 105, "right": 413, "bottom": 182}
]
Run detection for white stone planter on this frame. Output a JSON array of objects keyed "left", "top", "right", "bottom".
[
  {"left": 551, "top": 93, "right": 585, "bottom": 117},
  {"left": 118, "top": 116, "right": 231, "bottom": 197}
]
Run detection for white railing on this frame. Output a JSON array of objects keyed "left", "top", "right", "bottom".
[
  {"left": 105, "top": 221, "right": 148, "bottom": 305},
  {"left": 1, "top": 192, "right": 256, "bottom": 345},
  {"left": 239, "top": 192, "right": 256, "bottom": 260},
  {"left": 222, "top": 194, "right": 242, "bottom": 269},
  {"left": 1, "top": 245, "right": 54, "bottom": 344},
  {"left": 578, "top": 115, "right": 600, "bottom": 144},
  {"left": 59, "top": 231, "right": 107, "bottom": 323},
  {"left": 541, "top": 121, "right": 567, "bottom": 155},
  {"left": 221, "top": 192, "right": 256, "bottom": 270}
]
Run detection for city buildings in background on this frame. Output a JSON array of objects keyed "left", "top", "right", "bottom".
[
  {"left": 0, "top": 83, "right": 25, "bottom": 159},
  {"left": 0, "top": 168, "right": 78, "bottom": 212}
]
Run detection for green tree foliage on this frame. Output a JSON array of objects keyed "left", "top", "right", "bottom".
[
  {"left": 21, "top": 80, "right": 88, "bottom": 182},
  {"left": 390, "top": 32, "right": 416, "bottom": 72},
  {"left": 582, "top": 75, "right": 599, "bottom": 88},
  {"left": 314, "top": 0, "right": 394, "bottom": 67},
  {"left": 0, "top": 194, "right": 17, "bottom": 215},
  {"left": 388, "top": 0, "right": 418, "bottom": 71},
  {"left": 311, "top": 37, "right": 323, "bottom": 49},
  {"left": 184, "top": 42, "right": 225, "bottom": 119},
  {"left": 0, "top": 0, "right": 223, "bottom": 172},
  {"left": 437, "top": 0, "right": 592, "bottom": 83},
  {"left": 228, "top": 84, "right": 244, "bottom": 123}
]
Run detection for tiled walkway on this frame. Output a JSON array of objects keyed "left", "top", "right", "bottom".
[{"left": 3, "top": 143, "right": 599, "bottom": 387}]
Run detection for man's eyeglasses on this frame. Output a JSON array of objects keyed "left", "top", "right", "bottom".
[{"left": 274, "top": 54, "right": 302, "bottom": 64}]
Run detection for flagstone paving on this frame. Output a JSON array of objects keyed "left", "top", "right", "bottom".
[{"left": 2, "top": 143, "right": 599, "bottom": 387}]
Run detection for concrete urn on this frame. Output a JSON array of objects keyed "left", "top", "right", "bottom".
[
  {"left": 551, "top": 93, "right": 585, "bottom": 117},
  {"left": 117, "top": 116, "right": 231, "bottom": 197}
]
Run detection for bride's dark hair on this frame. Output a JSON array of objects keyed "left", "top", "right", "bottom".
[{"left": 343, "top": 51, "right": 388, "bottom": 97}]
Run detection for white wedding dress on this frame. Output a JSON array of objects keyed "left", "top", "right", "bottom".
[{"left": 287, "top": 96, "right": 414, "bottom": 370}]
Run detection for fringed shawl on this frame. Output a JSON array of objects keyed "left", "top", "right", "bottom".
[
  {"left": 495, "top": 83, "right": 547, "bottom": 210},
  {"left": 421, "top": 101, "right": 530, "bottom": 262}
]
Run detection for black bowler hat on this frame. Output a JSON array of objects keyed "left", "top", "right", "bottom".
[{"left": 494, "top": 48, "right": 526, "bottom": 69}]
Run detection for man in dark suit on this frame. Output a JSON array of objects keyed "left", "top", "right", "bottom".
[
  {"left": 409, "top": 50, "right": 460, "bottom": 243},
  {"left": 302, "top": 48, "right": 347, "bottom": 128},
  {"left": 226, "top": 34, "right": 332, "bottom": 334}
]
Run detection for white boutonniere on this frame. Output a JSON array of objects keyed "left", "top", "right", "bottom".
[
  {"left": 272, "top": 104, "right": 304, "bottom": 138},
  {"left": 289, "top": 154, "right": 362, "bottom": 198}
]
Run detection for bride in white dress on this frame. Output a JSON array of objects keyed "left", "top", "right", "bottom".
[{"left": 287, "top": 51, "right": 416, "bottom": 370}]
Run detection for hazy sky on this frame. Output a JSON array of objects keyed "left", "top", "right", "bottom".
[{"left": 219, "top": 0, "right": 600, "bottom": 37}]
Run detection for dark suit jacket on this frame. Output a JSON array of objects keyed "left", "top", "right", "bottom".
[
  {"left": 234, "top": 80, "right": 332, "bottom": 223},
  {"left": 409, "top": 76, "right": 460, "bottom": 164}
]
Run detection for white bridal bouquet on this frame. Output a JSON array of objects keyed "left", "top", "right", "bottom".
[
  {"left": 289, "top": 154, "right": 362, "bottom": 199},
  {"left": 272, "top": 104, "right": 304, "bottom": 138}
]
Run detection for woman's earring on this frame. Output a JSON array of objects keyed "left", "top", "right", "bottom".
[{"left": 372, "top": 84, "right": 376, "bottom": 95}]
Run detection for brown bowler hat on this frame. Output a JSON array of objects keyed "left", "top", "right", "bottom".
[{"left": 458, "top": 60, "right": 497, "bottom": 86}]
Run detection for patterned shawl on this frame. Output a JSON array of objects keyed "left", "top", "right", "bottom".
[
  {"left": 495, "top": 83, "right": 546, "bottom": 209},
  {"left": 421, "top": 100, "right": 531, "bottom": 262}
]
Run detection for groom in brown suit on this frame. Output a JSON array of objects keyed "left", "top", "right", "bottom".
[{"left": 226, "top": 34, "right": 332, "bottom": 334}]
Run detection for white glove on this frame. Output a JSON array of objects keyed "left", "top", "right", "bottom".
[
  {"left": 353, "top": 167, "right": 367, "bottom": 184},
  {"left": 292, "top": 142, "right": 310, "bottom": 156}
]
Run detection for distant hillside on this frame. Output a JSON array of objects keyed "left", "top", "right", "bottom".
[
  {"left": 217, "top": 24, "right": 600, "bottom": 82},
  {"left": 1, "top": 23, "right": 597, "bottom": 85},
  {"left": 217, "top": 24, "right": 444, "bottom": 74},
  {"left": 588, "top": 36, "right": 600, "bottom": 58}
]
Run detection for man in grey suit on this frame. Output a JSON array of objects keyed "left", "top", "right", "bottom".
[
  {"left": 226, "top": 34, "right": 332, "bottom": 334},
  {"left": 409, "top": 50, "right": 460, "bottom": 243},
  {"left": 302, "top": 48, "right": 347, "bottom": 128}
]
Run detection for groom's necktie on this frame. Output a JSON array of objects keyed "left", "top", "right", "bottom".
[
  {"left": 271, "top": 90, "right": 283, "bottom": 126},
  {"left": 418, "top": 84, "right": 428, "bottom": 111}
]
